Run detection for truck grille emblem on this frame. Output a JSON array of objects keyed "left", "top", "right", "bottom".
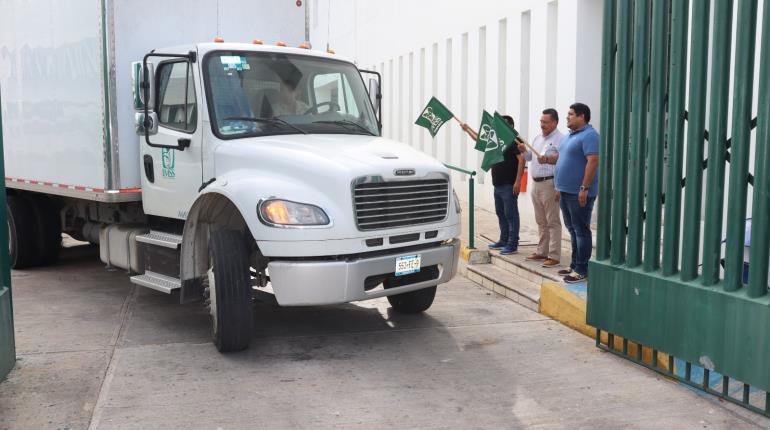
[{"left": 394, "top": 169, "right": 415, "bottom": 176}]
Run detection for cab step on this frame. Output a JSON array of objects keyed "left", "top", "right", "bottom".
[
  {"left": 136, "top": 230, "right": 183, "bottom": 249},
  {"left": 130, "top": 270, "right": 181, "bottom": 294}
]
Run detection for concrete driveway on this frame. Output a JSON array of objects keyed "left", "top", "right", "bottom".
[{"left": 0, "top": 244, "right": 765, "bottom": 429}]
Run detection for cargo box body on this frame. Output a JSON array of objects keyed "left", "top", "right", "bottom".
[{"left": 1, "top": 0, "right": 304, "bottom": 201}]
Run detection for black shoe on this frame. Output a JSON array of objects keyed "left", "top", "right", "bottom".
[
  {"left": 557, "top": 268, "right": 573, "bottom": 276},
  {"left": 564, "top": 273, "right": 587, "bottom": 284}
]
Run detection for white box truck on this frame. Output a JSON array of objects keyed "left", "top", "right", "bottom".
[{"left": 1, "top": 1, "right": 461, "bottom": 351}]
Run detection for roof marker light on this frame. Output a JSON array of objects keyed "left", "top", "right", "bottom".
[
  {"left": 276, "top": 41, "right": 287, "bottom": 47},
  {"left": 213, "top": 36, "right": 225, "bottom": 43},
  {"left": 252, "top": 39, "right": 263, "bottom": 45}
]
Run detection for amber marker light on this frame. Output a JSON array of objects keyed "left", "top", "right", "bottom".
[
  {"left": 252, "top": 39, "right": 263, "bottom": 45},
  {"left": 298, "top": 42, "right": 310, "bottom": 49},
  {"left": 213, "top": 36, "right": 225, "bottom": 43},
  {"left": 276, "top": 41, "right": 287, "bottom": 47}
]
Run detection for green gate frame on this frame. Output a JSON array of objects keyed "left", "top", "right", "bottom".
[
  {"left": 0, "top": 83, "right": 14, "bottom": 380},
  {"left": 587, "top": 0, "right": 770, "bottom": 416}
]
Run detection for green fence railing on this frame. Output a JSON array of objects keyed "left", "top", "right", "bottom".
[
  {"left": 588, "top": 0, "right": 770, "bottom": 417},
  {"left": 0, "top": 83, "right": 14, "bottom": 381},
  {"left": 444, "top": 163, "right": 477, "bottom": 249}
]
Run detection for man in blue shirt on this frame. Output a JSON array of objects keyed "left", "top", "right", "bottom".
[{"left": 550, "top": 103, "right": 599, "bottom": 283}]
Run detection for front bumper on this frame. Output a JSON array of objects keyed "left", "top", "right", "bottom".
[{"left": 267, "top": 238, "right": 460, "bottom": 306}]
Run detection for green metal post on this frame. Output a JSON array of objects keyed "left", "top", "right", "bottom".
[
  {"left": 681, "top": 1, "right": 711, "bottom": 281},
  {"left": 626, "top": 0, "right": 651, "bottom": 268},
  {"left": 610, "top": 0, "right": 633, "bottom": 265},
  {"left": 661, "top": 0, "right": 690, "bottom": 276},
  {"left": 724, "top": 0, "right": 758, "bottom": 292},
  {"left": 701, "top": 0, "right": 734, "bottom": 286},
  {"left": 443, "top": 163, "right": 477, "bottom": 249},
  {"left": 0, "top": 83, "right": 15, "bottom": 380},
  {"left": 747, "top": 0, "right": 770, "bottom": 298},
  {"left": 643, "top": 0, "right": 670, "bottom": 272},
  {"left": 596, "top": 0, "right": 617, "bottom": 261},
  {"left": 469, "top": 175, "right": 475, "bottom": 249}
]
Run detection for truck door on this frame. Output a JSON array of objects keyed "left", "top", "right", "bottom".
[{"left": 140, "top": 60, "right": 202, "bottom": 219}]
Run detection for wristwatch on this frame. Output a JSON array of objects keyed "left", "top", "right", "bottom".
[{"left": 579, "top": 185, "right": 588, "bottom": 192}]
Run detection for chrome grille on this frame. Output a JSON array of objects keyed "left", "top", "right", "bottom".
[{"left": 354, "top": 178, "right": 449, "bottom": 230}]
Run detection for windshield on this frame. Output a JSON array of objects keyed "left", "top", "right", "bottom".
[{"left": 204, "top": 51, "right": 380, "bottom": 139}]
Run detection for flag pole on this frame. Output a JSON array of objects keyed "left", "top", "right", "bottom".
[{"left": 517, "top": 136, "right": 542, "bottom": 158}]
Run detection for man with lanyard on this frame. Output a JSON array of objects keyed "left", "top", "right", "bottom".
[
  {"left": 552, "top": 103, "right": 599, "bottom": 283},
  {"left": 518, "top": 108, "right": 564, "bottom": 268},
  {"left": 462, "top": 115, "right": 525, "bottom": 255}
]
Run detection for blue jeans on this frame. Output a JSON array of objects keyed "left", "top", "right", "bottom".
[
  {"left": 493, "top": 185, "right": 520, "bottom": 249},
  {"left": 560, "top": 192, "right": 595, "bottom": 276}
]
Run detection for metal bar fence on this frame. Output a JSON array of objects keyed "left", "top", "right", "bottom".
[
  {"left": 588, "top": 0, "right": 770, "bottom": 418},
  {"left": 0, "top": 83, "right": 15, "bottom": 380},
  {"left": 661, "top": 0, "right": 690, "bottom": 276}
]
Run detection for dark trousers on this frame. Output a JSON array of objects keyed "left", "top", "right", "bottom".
[
  {"left": 493, "top": 185, "right": 520, "bottom": 248},
  {"left": 559, "top": 192, "right": 595, "bottom": 276}
]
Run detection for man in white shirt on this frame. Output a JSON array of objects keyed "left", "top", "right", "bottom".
[{"left": 518, "top": 108, "right": 564, "bottom": 268}]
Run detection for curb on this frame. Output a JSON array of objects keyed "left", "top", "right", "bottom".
[
  {"left": 539, "top": 281, "right": 670, "bottom": 369},
  {"left": 460, "top": 243, "right": 490, "bottom": 264}
]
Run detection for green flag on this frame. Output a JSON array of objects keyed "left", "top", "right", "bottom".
[
  {"left": 493, "top": 111, "right": 518, "bottom": 146},
  {"left": 415, "top": 97, "right": 454, "bottom": 137},
  {"left": 475, "top": 111, "right": 519, "bottom": 171},
  {"left": 474, "top": 111, "right": 496, "bottom": 152}
]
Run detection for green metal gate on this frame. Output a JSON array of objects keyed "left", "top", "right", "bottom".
[
  {"left": 588, "top": 0, "right": 770, "bottom": 416},
  {"left": 0, "top": 84, "right": 14, "bottom": 380}
]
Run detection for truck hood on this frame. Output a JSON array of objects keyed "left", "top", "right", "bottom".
[{"left": 213, "top": 134, "right": 447, "bottom": 181}]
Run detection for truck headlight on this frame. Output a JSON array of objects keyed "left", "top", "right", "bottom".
[
  {"left": 258, "top": 199, "right": 330, "bottom": 226},
  {"left": 453, "top": 189, "right": 462, "bottom": 214}
]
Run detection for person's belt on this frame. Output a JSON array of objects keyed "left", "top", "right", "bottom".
[{"left": 532, "top": 176, "right": 554, "bottom": 182}]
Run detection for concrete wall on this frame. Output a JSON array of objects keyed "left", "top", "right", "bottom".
[{"left": 308, "top": 0, "right": 604, "bottom": 230}]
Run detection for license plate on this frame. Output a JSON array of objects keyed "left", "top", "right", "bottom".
[{"left": 395, "top": 254, "right": 421, "bottom": 276}]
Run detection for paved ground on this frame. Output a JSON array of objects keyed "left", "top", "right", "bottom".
[{"left": 1, "top": 244, "right": 768, "bottom": 429}]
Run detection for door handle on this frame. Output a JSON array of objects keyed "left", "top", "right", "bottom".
[
  {"left": 143, "top": 154, "right": 155, "bottom": 183},
  {"left": 178, "top": 138, "right": 191, "bottom": 149}
]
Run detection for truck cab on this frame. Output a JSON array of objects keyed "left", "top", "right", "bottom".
[{"left": 131, "top": 42, "right": 461, "bottom": 351}]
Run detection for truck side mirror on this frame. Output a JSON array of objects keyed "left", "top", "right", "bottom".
[
  {"left": 134, "top": 112, "right": 158, "bottom": 136},
  {"left": 131, "top": 61, "right": 155, "bottom": 110},
  {"left": 368, "top": 78, "right": 381, "bottom": 115}
]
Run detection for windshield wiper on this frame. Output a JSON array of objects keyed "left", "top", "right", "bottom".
[
  {"left": 222, "top": 117, "right": 307, "bottom": 135},
  {"left": 312, "top": 120, "right": 376, "bottom": 136}
]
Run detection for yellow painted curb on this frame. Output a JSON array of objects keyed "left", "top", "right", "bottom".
[
  {"left": 460, "top": 245, "right": 473, "bottom": 262},
  {"left": 539, "top": 281, "right": 670, "bottom": 370}
]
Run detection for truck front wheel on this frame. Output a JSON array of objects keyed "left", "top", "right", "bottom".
[
  {"left": 205, "top": 229, "right": 254, "bottom": 352},
  {"left": 384, "top": 284, "right": 437, "bottom": 314}
]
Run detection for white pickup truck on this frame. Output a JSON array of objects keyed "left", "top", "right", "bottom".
[{"left": 2, "top": 5, "right": 460, "bottom": 351}]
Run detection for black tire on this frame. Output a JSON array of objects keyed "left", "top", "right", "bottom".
[
  {"left": 208, "top": 229, "right": 253, "bottom": 352},
  {"left": 7, "top": 195, "right": 39, "bottom": 269},
  {"left": 27, "top": 195, "right": 61, "bottom": 266},
  {"left": 385, "top": 284, "right": 437, "bottom": 314}
]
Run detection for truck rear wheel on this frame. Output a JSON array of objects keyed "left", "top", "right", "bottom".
[
  {"left": 384, "top": 283, "right": 437, "bottom": 314},
  {"left": 205, "top": 229, "right": 253, "bottom": 352},
  {"left": 27, "top": 195, "right": 61, "bottom": 266},
  {"left": 7, "top": 195, "right": 39, "bottom": 269}
]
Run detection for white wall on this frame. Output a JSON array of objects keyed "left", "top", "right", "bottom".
[{"left": 309, "top": 0, "right": 604, "bottom": 229}]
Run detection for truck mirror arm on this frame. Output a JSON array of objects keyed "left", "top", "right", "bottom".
[{"left": 143, "top": 50, "right": 197, "bottom": 151}]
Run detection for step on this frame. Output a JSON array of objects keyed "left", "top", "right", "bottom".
[
  {"left": 463, "top": 263, "right": 541, "bottom": 312},
  {"left": 480, "top": 233, "right": 574, "bottom": 263},
  {"left": 136, "top": 230, "right": 183, "bottom": 249},
  {"left": 490, "top": 253, "right": 564, "bottom": 284},
  {"left": 130, "top": 271, "right": 182, "bottom": 294}
]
